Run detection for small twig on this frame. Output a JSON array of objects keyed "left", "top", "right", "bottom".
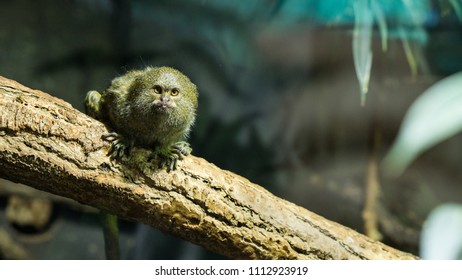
[{"left": 363, "top": 124, "right": 382, "bottom": 240}]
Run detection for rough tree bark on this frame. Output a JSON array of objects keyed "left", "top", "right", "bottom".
[{"left": 0, "top": 76, "right": 417, "bottom": 260}]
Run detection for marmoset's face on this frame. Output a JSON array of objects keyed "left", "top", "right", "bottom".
[
  {"left": 129, "top": 67, "right": 198, "bottom": 116},
  {"left": 149, "top": 73, "right": 182, "bottom": 112}
]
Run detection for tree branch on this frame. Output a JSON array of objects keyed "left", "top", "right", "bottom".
[{"left": 0, "top": 76, "right": 416, "bottom": 259}]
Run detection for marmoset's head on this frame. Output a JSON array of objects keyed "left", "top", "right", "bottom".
[{"left": 129, "top": 66, "right": 198, "bottom": 116}]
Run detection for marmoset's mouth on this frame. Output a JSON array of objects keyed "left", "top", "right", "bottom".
[{"left": 153, "top": 101, "right": 174, "bottom": 112}]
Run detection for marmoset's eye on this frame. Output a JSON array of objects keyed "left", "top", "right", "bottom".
[
  {"left": 153, "top": 85, "right": 162, "bottom": 94},
  {"left": 171, "top": 88, "right": 180, "bottom": 96}
]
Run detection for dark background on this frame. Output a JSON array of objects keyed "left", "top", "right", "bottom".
[{"left": 1, "top": 0, "right": 462, "bottom": 259}]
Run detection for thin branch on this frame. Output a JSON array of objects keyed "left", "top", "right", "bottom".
[
  {"left": 363, "top": 126, "right": 382, "bottom": 240},
  {"left": 0, "top": 76, "right": 417, "bottom": 259}
]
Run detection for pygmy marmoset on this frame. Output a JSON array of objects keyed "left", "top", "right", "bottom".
[{"left": 85, "top": 66, "right": 198, "bottom": 171}]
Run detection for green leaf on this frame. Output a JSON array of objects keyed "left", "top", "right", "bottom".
[
  {"left": 353, "top": 0, "right": 373, "bottom": 106},
  {"left": 420, "top": 203, "right": 462, "bottom": 259},
  {"left": 383, "top": 72, "right": 462, "bottom": 176},
  {"left": 371, "top": 0, "right": 388, "bottom": 52},
  {"left": 449, "top": 0, "right": 462, "bottom": 22}
]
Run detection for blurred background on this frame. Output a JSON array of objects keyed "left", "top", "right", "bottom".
[{"left": 1, "top": 0, "right": 462, "bottom": 259}]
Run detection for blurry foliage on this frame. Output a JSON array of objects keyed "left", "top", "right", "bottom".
[
  {"left": 420, "top": 203, "right": 462, "bottom": 259},
  {"left": 353, "top": 0, "right": 373, "bottom": 106},
  {"left": 384, "top": 72, "right": 462, "bottom": 176},
  {"left": 384, "top": 72, "right": 462, "bottom": 259}
]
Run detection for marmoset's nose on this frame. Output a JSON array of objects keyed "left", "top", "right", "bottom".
[{"left": 161, "top": 94, "right": 170, "bottom": 102}]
